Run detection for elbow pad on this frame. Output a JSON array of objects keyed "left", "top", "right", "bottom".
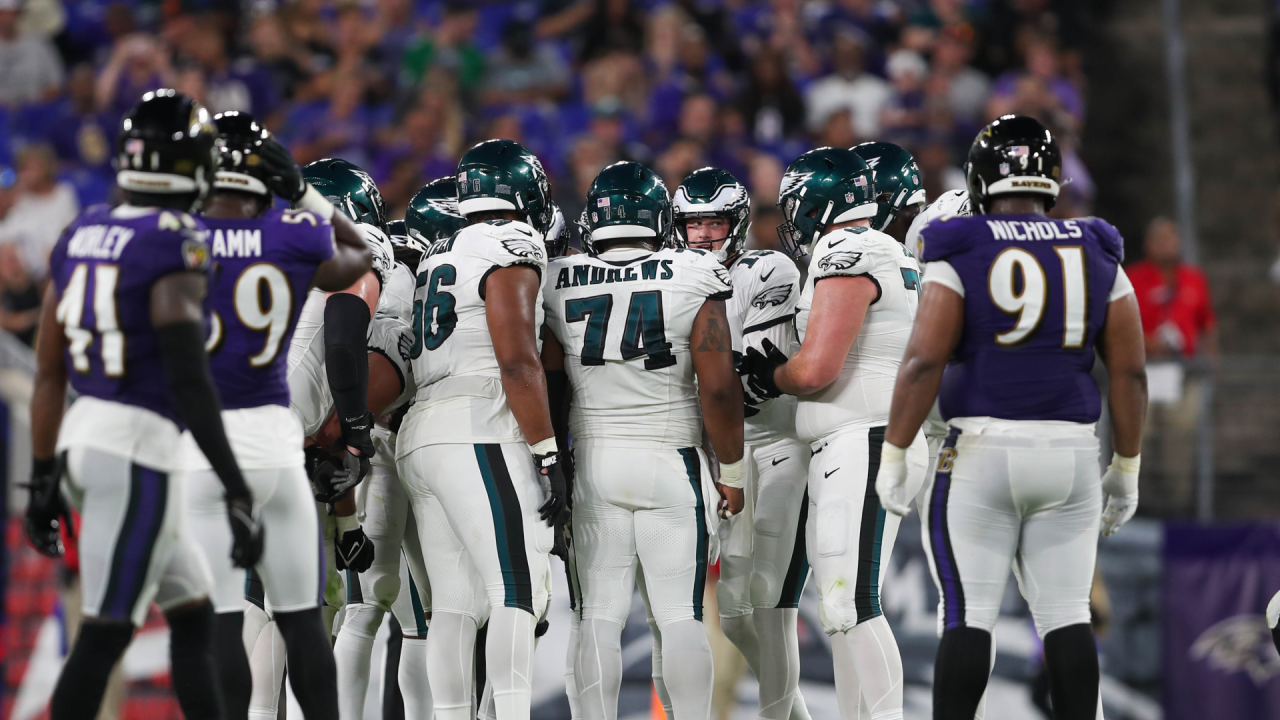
[{"left": 156, "top": 321, "right": 248, "bottom": 499}]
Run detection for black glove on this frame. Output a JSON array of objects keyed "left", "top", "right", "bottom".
[
  {"left": 257, "top": 135, "right": 307, "bottom": 203},
  {"left": 25, "top": 456, "right": 72, "bottom": 558},
  {"left": 536, "top": 451, "right": 571, "bottom": 526},
  {"left": 307, "top": 446, "right": 355, "bottom": 503},
  {"left": 551, "top": 523, "right": 570, "bottom": 563},
  {"left": 335, "top": 526, "right": 375, "bottom": 572},
  {"left": 227, "top": 494, "right": 265, "bottom": 569},
  {"left": 338, "top": 411, "right": 374, "bottom": 488},
  {"left": 739, "top": 338, "right": 788, "bottom": 401}
]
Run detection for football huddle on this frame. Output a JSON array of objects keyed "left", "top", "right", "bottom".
[{"left": 25, "top": 88, "right": 1168, "bottom": 720}]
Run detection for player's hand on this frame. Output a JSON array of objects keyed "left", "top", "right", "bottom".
[
  {"left": 335, "top": 526, "right": 375, "bottom": 572},
  {"left": 875, "top": 442, "right": 912, "bottom": 517},
  {"left": 257, "top": 135, "right": 307, "bottom": 203},
  {"left": 337, "top": 411, "right": 375, "bottom": 488},
  {"left": 226, "top": 493, "right": 265, "bottom": 568},
  {"left": 307, "top": 446, "right": 353, "bottom": 503},
  {"left": 24, "top": 456, "right": 72, "bottom": 558},
  {"left": 1100, "top": 454, "right": 1140, "bottom": 536},
  {"left": 716, "top": 483, "right": 744, "bottom": 518},
  {"left": 739, "top": 338, "right": 788, "bottom": 401},
  {"left": 551, "top": 524, "right": 570, "bottom": 563},
  {"left": 536, "top": 451, "right": 571, "bottom": 526}
]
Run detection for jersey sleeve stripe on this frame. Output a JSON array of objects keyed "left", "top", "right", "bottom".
[{"left": 743, "top": 313, "right": 795, "bottom": 335}]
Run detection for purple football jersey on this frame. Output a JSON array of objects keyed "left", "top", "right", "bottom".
[
  {"left": 203, "top": 207, "right": 335, "bottom": 410},
  {"left": 50, "top": 205, "right": 213, "bottom": 425},
  {"left": 920, "top": 214, "right": 1125, "bottom": 423}
]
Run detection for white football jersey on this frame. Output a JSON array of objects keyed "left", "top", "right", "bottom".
[
  {"left": 906, "top": 189, "right": 970, "bottom": 259},
  {"left": 726, "top": 250, "right": 801, "bottom": 445},
  {"left": 544, "top": 246, "right": 733, "bottom": 449},
  {"left": 904, "top": 189, "right": 970, "bottom": 439},
  {"left": 397, "top": 219, "right": 548, "bottom": 455},
  {"left": 795, "top": 226, "right": 920, "bottom": 442}
]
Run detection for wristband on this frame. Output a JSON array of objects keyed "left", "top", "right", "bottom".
[
  {"left": 719, "top": 458, "right": 746, "bottom": 489},
  {"left": 336, "top": 514, "right": 359, "bottom": 534},
  {"left": 880, "top": 442, "right": 908, "bottom": 464},
  {"left": 1112, "top": 453, "right": 1141, "bottom": 475},
  {"left": 530, "top": 437, "right": 558, "bottom": 456},
  {"left": 298, "top": 183, "right": 336, "bottom": 222}
]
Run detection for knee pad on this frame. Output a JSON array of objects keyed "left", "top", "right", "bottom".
[{"left": 341, "top": 602, "right": 385, "bottom": 638}]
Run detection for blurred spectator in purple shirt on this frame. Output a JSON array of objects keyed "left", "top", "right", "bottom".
[
  {"left": 805, "top": 31, "right": 891, "bottom": 142},
  {"left": 480, "top": 21, "right": 571, "bottom": 108},
  {"left": 990, "top": 37, "right": 1083, "bottom": 127},
  {"left": 248, "top": 12, "right": 313, "bottom": 104},
  {"left": 880, "top": 49, "right": 930, "bottom": 146},
  {"left": 45, "top": 64, "right": 115, "bottom": 200},
  {"left": 291, "top": 70, "right": 375, "bottom": 169},
  {"left": 95, "top": 32, "right": 174, "bottom": 118},
  {"left": 182, "top": 24, "right": 282, "bottom": 124}
]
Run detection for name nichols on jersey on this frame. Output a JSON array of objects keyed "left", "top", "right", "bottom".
[{"left": 553, "top": 258, "right": 676, "bottom": 289}]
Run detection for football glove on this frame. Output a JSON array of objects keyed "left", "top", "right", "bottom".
[
  {"left": 338, "top": 411, "right": 375, "bottom": 487},
  {"left": 875, "top": 441, "right": 912, "bottom": 517},
  {"left": 257, "top": 135, "right": 307, "bottom": 203},
  {"left": 536, "top": 450, "right": 571, "bottom": 526},
  {"left": 24, "top": 456, "right": 72, "bottom": 558},
  {"left": 227, "top": 494, "right": 265, "bottom": 569},
  {"left": 739, "top": 338, "right": 788, "bottom": 401},
  {"left": 1100, "top": 453, "right": 1140, "bottom": 536},
  {"left": 307, "top": 446, "right": 351, "bottom": 503},
  {"left": 335, "top": 526, "right": 375, "bottom": 572}
]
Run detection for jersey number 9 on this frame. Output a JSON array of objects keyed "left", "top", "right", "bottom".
[
  {"left": 206, "top": 264, "right": 293, "bottom": 366},
  {"left": 988, "top": 247, "right": 1087, "bottom": 347}
]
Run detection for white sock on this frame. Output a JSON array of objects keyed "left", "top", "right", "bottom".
[
  {"left": 399, "top": 636, "right": 432, "bottom": 720},
  {"left": 657, "top": 619, "right": 714, "bottom": 720},
  {"left": 720, "top": 613, "right": 762, "bottom": 674},
  {"left": 754, "top": 608, "right": 805, "bottom": 720},
  {"left": 246, "top": 616, "right": 287, "bottom": 720},
  {"left": 646, "top": 618, "right": 673, "bottom": 718},
  {"left": 334, "top": 603, "right": 385, "bottom": 720},
  {"left": 480, "top": 676, "right": 496, "bottom": 720},
  {"left": 833, "top": 618, "right": 904, "bottom": 720},
  {"left": 576, "top": 618, "right": 624, "bottom": 720},
  {"left": 427, "top": 612, "right": 478, "bottom": 720},
  {"left": 487, "top": 607, "right": 535, "bottom": 720},
  {"left": 566, "top": 613, "right": 583, "bottom": 720},
  {"left": 829, "top": 631, "right": 867, "bottom": 720}
]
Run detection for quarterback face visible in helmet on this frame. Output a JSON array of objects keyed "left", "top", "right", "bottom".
[{"left": 672, "top": 166, "right": 751, "bottom": 264}]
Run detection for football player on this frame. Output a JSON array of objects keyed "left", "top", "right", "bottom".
[
  {"left": 397, "top": 139, "right": 568, "bottom": 720},
  {"left": 181, "top": 111, "right": 373, "bottom": 720},
  {"left": 852, "top": 142, "right": 927, "bottom": 246},
  {"left": 1271, "top": 591, "right": 1280, "bottom": 654},
  {"left": 331, "top": 179, "right": 465, "bottom": 720},
  {"left": 672, "top": 166, "right": 812, "bottom": 720},
  {"left": 543, "top": 161, "right": 744, "bottom": 720},
  {"left": 25, "top": 90, "right": 262, "bottom": 720},
  {"left": 741, "top": 147, "right": 929, "bottom": 720},
  {"left": 875, "top": 115, "right": 1147, "bottom": 720}
]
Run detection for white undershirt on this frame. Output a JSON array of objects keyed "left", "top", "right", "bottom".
[{"left": 922, "top": 260, "right": 1135, "bottom": 302}]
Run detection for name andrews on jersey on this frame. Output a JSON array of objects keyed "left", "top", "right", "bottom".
[{"left": 553, "top": 257, "right": 676, "bottom": 289}]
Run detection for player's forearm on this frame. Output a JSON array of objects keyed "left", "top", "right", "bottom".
[
  {"left": 545, "top": 369, "right": 572, "bottom": 455},
  {"left": 884, "top": 352, "right": 946, "bottom": 449},
  {"left": 774, "top": 349, "right": 840, "bottom": 396},
  {"left": 30, "top": 372, "right": 66, "bottom": 461},
  {"left": 324, "top": 293, "right": 372, "bottom": 433},
  {"left": 1108, "top": 369, "right": 1147, "bottom": 458},
  {"left": 700, "top": 378, "right": 745, "bottom": 464},
  {"left": 499, "top": 355, "right": 556, "bottom": 446}
]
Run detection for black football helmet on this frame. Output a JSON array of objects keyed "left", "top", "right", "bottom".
[
  {"left": 966, "top": 114, "right": 1061, "bottom": 214},
  {"left": 115, "top": 89, "right": 218, "bottom": 207},
  {"left": 212, "top": 111, "right": 271, "bottom": 198}
]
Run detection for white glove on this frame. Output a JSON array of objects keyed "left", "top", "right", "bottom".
[
  {"left": 1100, "top": 453, "right": 1140, "bottom": 536},
  {"left": 875, "top": 441, "right": 911, "bottom": 517}
]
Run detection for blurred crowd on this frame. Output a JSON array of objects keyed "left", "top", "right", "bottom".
[{"left": 0, "top": 0, "right": 1092, "bottom": 345}]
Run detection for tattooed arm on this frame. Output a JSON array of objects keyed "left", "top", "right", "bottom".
[
  {"left": 691, "top": 298, "right": 743, "bottom": 465},
  {"left": 773, "top": 275, "right": 878, "bottom": 396}
]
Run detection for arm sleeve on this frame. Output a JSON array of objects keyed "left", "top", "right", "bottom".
[
  {"left": 324, "top": 292, "right": 372, "bottom": 427},
  {"left": 922, "top": 260, "right": 965, "bottom": 297}
]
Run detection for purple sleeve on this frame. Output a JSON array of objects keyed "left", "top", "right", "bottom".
[
  {"left": 271, "top": 208, "right": 336, "bottom": 265},
  {"left": 1087, "top": 217, "right": 1125, "bottom": 264},
  {"left": 919, "top": 216, "right": 975, "bottom": 263}
]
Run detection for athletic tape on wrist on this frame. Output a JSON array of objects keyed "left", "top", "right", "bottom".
[
  {"left": 298, "top": 183, "right": 335, "bottom": 222},
  {"left": 880, "top": 442, "right": 908, "bottom": 464},
  {"left": 336, "top": 514, "right": 359, "bottom": 535},
  {"left": 719, "top": 458, "right": 746, "bottom": 488},
  {"left": 530, "top": 437, "right": 558, "bottom": 457}
]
